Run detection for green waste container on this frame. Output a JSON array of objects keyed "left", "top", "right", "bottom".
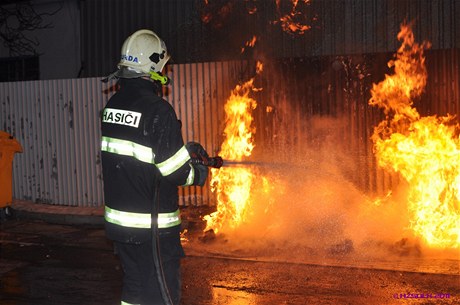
[{"left": 0, "top": 131, "right": 22, "bottom": 209}]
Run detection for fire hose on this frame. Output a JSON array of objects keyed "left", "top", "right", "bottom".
[
  {"left": 151, "top": 175, "right": 174, "bottom": 305},
  {"left": 150, "top": 156, "right": 222, "bottom": 305}
]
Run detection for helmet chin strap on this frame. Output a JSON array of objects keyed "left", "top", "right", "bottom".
[{"left": 149, "top": 71, "right": 170, "bottom": 85}]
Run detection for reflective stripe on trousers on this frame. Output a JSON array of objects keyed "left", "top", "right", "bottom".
[
  {"left": 105, "top": 206, "right": 181, "bottom": 229},
  {"left": 121, "top": 301, "right": 139, "bottom": 305}
]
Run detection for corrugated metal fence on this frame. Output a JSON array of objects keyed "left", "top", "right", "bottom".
[
  {"left": 1, "top": 51, "right": 459, "bottom": 207},
  {"left": 1, "top": 78, "right": 107, "bottom": 206},
  {"left": 1, "top": 61, "right": 249, "bottom": 207}
]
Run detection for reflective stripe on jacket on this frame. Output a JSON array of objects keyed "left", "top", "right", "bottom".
[
  {"left": 101, "top": 135, "right": 195, "bottom": 186},
  {"left": 105, "top": 206, "right": 181, "bottom": 229}
]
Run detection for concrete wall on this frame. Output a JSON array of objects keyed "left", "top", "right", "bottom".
[{"left": 0, "top": 0, "right": 80, "bottom": 80}]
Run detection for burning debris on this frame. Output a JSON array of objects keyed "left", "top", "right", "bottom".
[
  {"left": 328, "top": 239, "right": 354, "bottom": 256},
  {"left": 389, "top": 238, "right": 422, "bottom": 257}
]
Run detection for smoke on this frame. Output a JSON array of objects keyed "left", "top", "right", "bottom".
[{"left": 229, "top": 116, "right": 410, "bottom": 253}]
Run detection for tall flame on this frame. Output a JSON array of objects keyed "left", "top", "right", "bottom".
[
  {"left": 203, "top": 71, "right": 260, "bottom": 233},
  {"left": 370, "top": 23, "right": 460, "bottom": 249}
]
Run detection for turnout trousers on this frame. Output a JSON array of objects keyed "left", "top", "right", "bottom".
[{"left": 115, "top": 235, "right": 184, "bottom": 305}]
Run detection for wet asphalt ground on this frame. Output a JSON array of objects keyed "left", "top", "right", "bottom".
[{"left": 1, "top": 204, "right": 459, "bottom": 305}]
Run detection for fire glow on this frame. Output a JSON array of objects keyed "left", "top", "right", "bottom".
[
  {"left": 370, "top": 23, "right": 460, "bottom": 249},
  {"left": 274, "top": 0, "right": 312, "bottom": 35},
  {"left": 203, "top": 64, "right": 263, "bottom": 234},
  {"left": 241, "top": 35, "right": 257, "bottom": 54}
]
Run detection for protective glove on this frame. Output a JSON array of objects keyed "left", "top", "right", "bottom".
[
  {"left": 192, "top": 164, "right": 209, "bottom": 186},
  {"left": 186, "top": 142, "right": 209, "bottom": 186},
  {"left": 185, "top": 142, "right": 209, "bottom": 161}
]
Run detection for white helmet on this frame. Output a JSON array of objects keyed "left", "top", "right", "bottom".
[{"left": 118, "top": 29, "right": 170, "bottom": 74}]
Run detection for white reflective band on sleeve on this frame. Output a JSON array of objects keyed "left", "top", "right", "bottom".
[
  {"left": 121, "top": 301, "right": 140, "bottom": 305},
  {"left": 156, "top": 145, "right": 191, "bottom": 176},
  {"left": 101, "top": 136, "right": 155, "bottom": 164},
  {"left": 105, "top": 206, "right": 181, "bottom": 229},
  {"left": 182, "top": 164, "right": 195, "bottom": 186}
]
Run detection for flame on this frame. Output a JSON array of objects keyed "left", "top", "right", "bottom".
[
  {"left": 180, "top": 229, "right": 189, "bottom": 244},
  {"left": 241, "top": 35, "right": 258, "bottom": 53},
  {"left": 203, "top": 72, "right": 261, "bottom": 233},
  {"left": 373, "top": 191, "right": 392, "bottom": 207},
  {"left": 274, "top": 0, "right": 312, "bottom": 35},
  {"left": 201, "top": 13, "right": 212, "bottom": 24},
  {"left": 201, "top": 1, "right": 234, "bottom": 27},
  {"left": 247, "top": 6, "right": 257, "bottom": 15},
  {"left": 255, "top": 60, "right": 263, "bottom": 74},
  {"left": 247, "top": 35, "right": 257, "bottom": 47},
  {"left": 370, "top": 23, "right": 459, "bottom": 249}
]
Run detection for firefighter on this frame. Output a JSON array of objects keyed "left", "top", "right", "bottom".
[{"left": 100, "top": 29, "right": 209, "bottom": 305}]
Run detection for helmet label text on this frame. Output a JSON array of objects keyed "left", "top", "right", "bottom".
[{"left": 121, "top": 54, "right": 139, "bottom": 63}]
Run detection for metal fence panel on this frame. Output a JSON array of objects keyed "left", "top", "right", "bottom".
[
  {"left": 0, "top": 61, "right": 248, "bottom": 207},
  {"left": 1, "top": 78, "right": 108, "bottom": 206}
]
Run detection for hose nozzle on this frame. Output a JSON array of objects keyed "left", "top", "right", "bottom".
[{"left": 190, "top": 156, "right": 223, "bottom": 168}]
